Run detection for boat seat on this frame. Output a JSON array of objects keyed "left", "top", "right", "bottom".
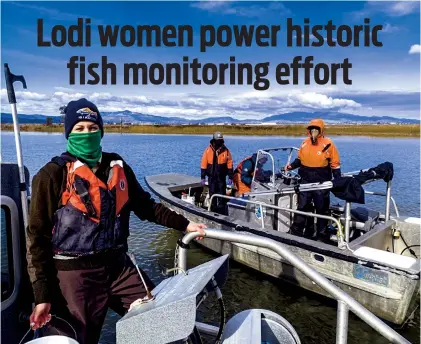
[
  {"left": 353, "top": 246, "right": 420, "bottom": 272},
  {"left": 351, "top": 207, "right": 381, "bottom": 223}
]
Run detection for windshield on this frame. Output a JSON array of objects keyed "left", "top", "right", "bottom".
[
  {"left": 253, "top": 150, "right": 274, "bottom": 184},
  {"left": 253, "top": 147, "right": 299, "bottom": 185}
]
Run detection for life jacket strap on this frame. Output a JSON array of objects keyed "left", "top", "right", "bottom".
[{"left": 73, "top": 175, "right": 97, "bottom": 218}]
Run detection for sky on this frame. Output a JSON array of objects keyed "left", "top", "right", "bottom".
[{"left": 0, "top": 0, "right": 420, "bottom": 120}]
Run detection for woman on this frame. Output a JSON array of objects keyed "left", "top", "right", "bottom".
[{"left": 26, "top": 98, "right": 206, "bottom": 344}]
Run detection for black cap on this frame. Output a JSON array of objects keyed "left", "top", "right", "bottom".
[{"left": 63, "top": 98, "right": 104, "bottom": 139}]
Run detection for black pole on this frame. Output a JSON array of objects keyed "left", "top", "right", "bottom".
[{"left": 4, "top": 63, "right": 27, "bottom": 104}]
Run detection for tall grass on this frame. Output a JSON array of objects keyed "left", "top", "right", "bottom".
[{"left": 1, "top": 123, "right": 420, "bottom": 137}]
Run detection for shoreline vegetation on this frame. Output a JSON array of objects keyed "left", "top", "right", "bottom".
[{"left": 1, "top": 123, "right": 420, "bottom": 137}]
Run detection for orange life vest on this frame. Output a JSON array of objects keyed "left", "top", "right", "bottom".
[{"left": 51, "top": 155, "right": 129, "bottom": 256}]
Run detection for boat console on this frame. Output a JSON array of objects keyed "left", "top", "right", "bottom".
[{"left": 116, "top": 254, "right": 301, "bottom": 344}]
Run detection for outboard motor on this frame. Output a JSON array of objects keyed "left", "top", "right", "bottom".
[
  {"left": 116, "top": 254, "right": 300, "bottom": 344},
  {"left": 1, "top": 163, "right": 34, "bottom": 344}
]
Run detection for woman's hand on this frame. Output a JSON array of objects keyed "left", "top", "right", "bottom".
[
  {"left": 30, "top": 303, "right": 52, "bottom": 330},
  {"left": 186, "top": 222, "right": 207, "bottom": 240}
]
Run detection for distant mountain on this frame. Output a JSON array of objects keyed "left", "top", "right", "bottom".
[
  {"left": 1, "top": 113, "right": 62, "bottom": 124},
  {"left": 190, "top": 116, "right": 245, "bottom": 124},
  {"left": 261, "top": 112, "right": 420, "bottom": 124},
  {"left": 1, "top": 111, "right": 419, "bottom": 125}
]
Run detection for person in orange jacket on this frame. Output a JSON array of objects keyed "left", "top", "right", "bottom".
[
  {"left": 286, "top": 119, "right": 341, "bottom": 239},
  {"left": 233, "top": 154, "right": 268, "bottom": 197},
  {"left": 201, "top": 132, "right": 233, "bottom": 213}
]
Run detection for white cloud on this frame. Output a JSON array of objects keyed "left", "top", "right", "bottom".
[
  {"left": 1, "top": 88, "right": 362, "bottom": 119},
  {"left": 0, "top": 89, "right": 49, "bottom": 101},
  {"left": 409, "top": 44, "right": 421, "bottom": 54},
  {"left": 287, "top": 92, "right": 361, "bottom": 109},
  {"left": 352, "top": 1, "right": 420, "bottom": 18},
  {"left": 190, "top": 1, "right": 228, "bottom": 11},
  {"left": 387, "top": 1, "right": 420, "bottom": 16},
  {"left": 53, "top": 91, "right": 87, "bottom": 104},
  {"left": 54, "top": 87, "right": 80, "bottom": 93},
  {"left": 382, "top": 23, "right": 401, "bottom": 33},
  {"left": 191, "top": 1, "right": 291, "bottom": 17}
]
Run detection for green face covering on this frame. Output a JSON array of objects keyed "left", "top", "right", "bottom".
[{"left": 66, "top": 131, "right": 102, "bottom": 168}]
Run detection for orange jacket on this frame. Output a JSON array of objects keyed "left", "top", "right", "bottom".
[
  {"left": 201, "top": 142, "right": 233, "bottom": 180},
  {"left": 291, "top": 119, "right": 341, "bottom": 182},
  {"left": 233, "top": 155, "right": 254, "bottom": 195},
  {"left": 299, "top": 119, "right": 340, "bottom": 169},
  {"left": 297, "top": 137, "right": 340, "bottom": 169}
]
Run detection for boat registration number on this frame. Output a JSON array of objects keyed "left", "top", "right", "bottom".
[{"left": 353, "top": 265, "right": 389, "bottom": 287}]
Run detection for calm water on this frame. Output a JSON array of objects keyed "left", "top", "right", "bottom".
[{"left": 1, "top": 132, "right": 420, "bottom": 344}]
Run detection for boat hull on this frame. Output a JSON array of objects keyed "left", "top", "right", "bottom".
[{"left": 145, "top": 174, "right": 420, "bottom": 325}]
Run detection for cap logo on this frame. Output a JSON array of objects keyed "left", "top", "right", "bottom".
[{"left": 76, "top": 107, "right": 98, "bottom": 121}]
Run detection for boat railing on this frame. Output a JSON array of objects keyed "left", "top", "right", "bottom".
[
  {"left": 364, "top": 190, "right": 400, "bottom": 218},
  {"left": 247, "top": 159, "right": 395, "bottom": 225},
  {"left": 177, "top": 229, "right": 411, "bottom": 344},
  {"left": 207, "top": 193, "right": 348, "bottom": 249}
]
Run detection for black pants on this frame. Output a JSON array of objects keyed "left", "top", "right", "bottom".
[
  {"left": 209, "top": 178, "right": 227, "bottom": 214},
  {"left": 290, "top": 189, "right": 330, "bottom": 238},
  {"left": 53, "top": 252, "right": 155, "bottom": 344}
]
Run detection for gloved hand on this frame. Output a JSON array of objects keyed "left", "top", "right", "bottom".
[
  {"left": 284, "top": 164, "right": 292, "bottom": 171},
  {"left": 201, "top": 179, "right": 206, "bottom": 186},
  {"left": 227, "top": 178, "right": 233, "bottom": 187},
  {"left": 332, "top": 168, "right": 342, "bottom": 179}
]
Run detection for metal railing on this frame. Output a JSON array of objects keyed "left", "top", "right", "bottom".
[
  {"left": 364, "top": 190, "right": 400, "bottom": 218},
  {"left": 177, "top": 229, "right": 411, "bottom": 344},
  {"left": 208, "top": 193, "right": 347, "bottom": 249}
]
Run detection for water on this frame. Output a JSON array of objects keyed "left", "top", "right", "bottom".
[{"left": 1, "top": 132, "right": 419, "bottom": 344}]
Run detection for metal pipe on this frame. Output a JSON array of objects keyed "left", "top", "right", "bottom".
[
  {"left": 385, "top": 181, "right": 392, "bottom": 221},
  {"left": 259, "top": 204, "right": 265, "bottom": 229},
  {"left": 364, "top": 191, "right": 386, "bottom": 196},
  {"left": 208, "top": 194, "right": 346, "bottom": 248},
  {"left": 246, "top": 181, "right": 333, "bottom": 197},
  {"left": 390, "top": 197, "right": 399, "bottom": 218},
  {"left": 260, "top": 146, "right": 300, "bottom": 153},
  {"left": 4, "top": 64, "right": 29, "bottom": 235},
  {"left": 286, "top": 148, "right": 294, "bottom": 166},
  {"left": 178, "top": 229, "right": 410, "bottom": 344},
  {"left": 195, "top": 322, "right": 219, "bottom": 336},
  {"left": 364, "top": 191, "right": 399, "bottom": 217},
  {"left": 255, "top": 149, "right": 275, "bottom": 186},
  {"left": 339, "top": 218, "right": 365, "bottom": 230},
  {"left": 336, "top": 301, "right": 349, "bottom": 344},
  {"left": 344, "top": 202, "right": 351, "bottom": 242},
  {"left": 11, "top": 103, "right": 29, "bottom": 232},
  {"left": 342, "top": 168, "right": 370, "bottom": 176}
]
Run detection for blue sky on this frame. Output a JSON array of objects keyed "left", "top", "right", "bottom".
[{"left": 1, "top": 0, "right": 420, "bottom": 119}]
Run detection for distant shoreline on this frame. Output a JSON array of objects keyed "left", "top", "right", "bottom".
[{"left": 1, "top": 123, "right": 420, "bottom": 137}]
